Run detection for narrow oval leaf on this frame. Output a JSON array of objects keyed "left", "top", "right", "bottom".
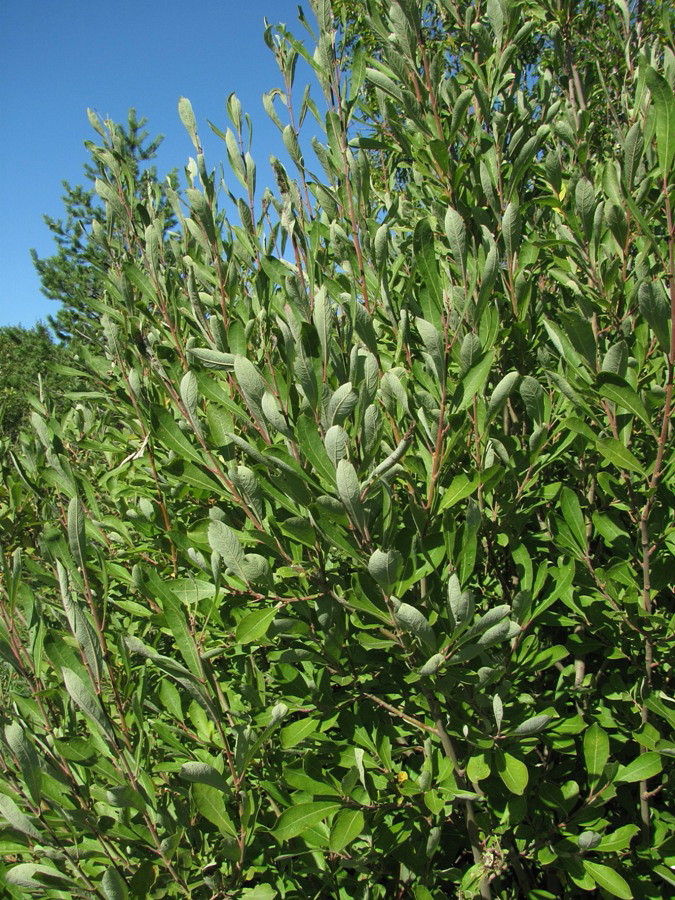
[
  {"left": 646, "top": 67, "right": 675, "bottom": 175},
  {"left": 274, "top": 801, "right": 341, "bottom": 842},
  {"left": 494, "top": 750, "right": 529, "bottom": 795},
  {"left": 236, "top": 606, "right": 279, "bottom": 644},
  {"left": 511, "top": 714, "right": 552, "bottom": 737},
  {"left": 178, "top": 96, "right": 199, "bottom": 148},
  {"left": 6, "top": 863, "right": 75, "bottom": 889},
  {"left": 447, "top": 575, "right": 474, "bottom": 631},
  {"left": 597, "top": 438, "right": 645, "bottom": 475},
  {"left": 234, "top": 355, "right": 267, "bottom": 426},
  {"left": 582, "top": 860, "right": 633, "bottom": 899},
  {"left": 68, "top": 496, "right": 86, "bottom": 568},
  {"left": 444, "top": 206, "right": 467, "bottom": 278},
  {"left": 101, "top": 868, "right": 129, "bottom": 900},
  {"left": 180, "top": 762, "right": 230, "bottom": 792},
  {"left": 336, "top": 459, "right": 366, "bottom": 532},
  {"left": 615, "top": 751, "right": 662, "bottom": 783},
  {"left": 5, "top": 723, "right": 41, "bottom": 806},
  {"left": 208, "top": 520, "right": 247, "bottom": 582},
  {"left": 437, "top": 473, "right": 480, "bottom": 512},
  {"left": 395, "top": 602, "right": 435, "bottom": 649},
  {"left": 325, "top": 424, "right": 349, "bottom": 469},
  {"left": 0, "top": 793, "right": 41, "bottom": 839},
  {"left": 280, "top": 717, "right": 319, "bottom": 749},
  {"left": 368, "top": 548, "right": 403, "bottom": 593},
  {"left": 597, "top": 824, "right": 640, "bottom": 852},
  {"left": 192, "top": 783, "right": 237, "bottom": 836},
  {"left": 329, "top": 808, "right": 365, "bottom": 853},
  {"left": 418, "top": 653, "right": 445, "bottom": 676},
  {"left": 584, "top": 723, "right": 609, "bottom": 779},
  {"left": 327, "top": 382, "right": 358, "bottom": 427},
  {"left": 62, "top": 666, "right": 114, "bottom": 742}
]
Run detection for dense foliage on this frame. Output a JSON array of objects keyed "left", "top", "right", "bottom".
[
  {"left": 0, "top": 325, "right": 69, "bottom": 442},
  {"left": 1, "top": 0, "right": 674, "bottom": 897}
]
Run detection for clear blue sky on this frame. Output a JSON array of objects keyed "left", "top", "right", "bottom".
[{"left": 0, "top": 0, "right": 318, "bottom": 329}]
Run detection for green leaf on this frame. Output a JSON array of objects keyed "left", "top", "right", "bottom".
[
  {"left": 192, "top": 783, "right": 237, "bottom": 836},
  {"left": 159, "top": 585, "right": 203, "bottom": 677},
  {"left": 646, "top": 67, "right": 675, "bottom": 175},
  {"left": 208, "top": 519, "right": 247, "bottom": 582},
  {"left": 67, "top": 495, "right": 86, "bottom": 568},
  {"left": 520, "top": 376, "right": 545, "bottom": 424},
  {"left": 327, "top": 382, "right": 358, "bottom": 427},
  {"left": 638, "top": 281, "right": 671, "bottom": 354},
  {"left": 445, "top": 207, "right": 467, "bottom": 278},
  {"left": 4, "top": 723, "right": 41, "bottom": 806},
  {"left": 280, "top": 717, "right": 319, "bottom": 749},
  {"left": 596, "top": 824, "right": 639, "bottom": 852},
  {"left": 180, "top": 762, "right": 230, "bottom": 792},
  {"left": 615, "top": 751, "right": 662, "bottom": 783},
  {"left": 511, "top": 714, "right": 552, "bottom": 737},
  {"left": 447, "top": 575, "right": 474, "bottom": 631},
  {"left": 487, "top": 371, "right": 521, "bottom": 423},
  {"left": 101, "top": 868, "right": 129, "bottom": 900},
  {"left": 180, "top": 370, "right": 203, "bottom": 436},
  {"left": 178, "top": 96, "right": 199, "bottom": 148},
  {"left": 437, "top": 472, "right": 480, "bottom": 512},
  {"left": 494, "top": 750, "right": 529, "bottom": 794},
  {"left": 502, "top": 202, "right": 521, "bottom": 261},
  {"left": 152, "top": 405, "right": 202, "bottom": 464},
  {"left": 234, "top": 355, "right": 268, "bottom": 428},
  {"left": 597, "top": 376, "right": 656, "bottom": 433},
  {"left": 413, "top": 218, "right": 443, "bottom": 318},
  {"left": 584, "top": 722, "right": 609, "bottom": 779},
  {"left": 62, "top": 666, "right": 115, "bottom": 742},
  {"left": 313, "top": 285, "right": 332, "bottom": 366},
  {"left": 187, "top": 346, "right": 235, "bottom": 369},
  {"left": 558, "top": 310, "right": 596, "bottom": 369},
  {"left": 368, "top": 549, "right": 403, "bottom": 593},
  {"left": 597, "top": 438, "right": 645, "bottom": 475},
  {"left": 582, "top": 860, "right": 633, "bottom": 899},
  {"left": 418, "top": 653, "right": 445, "bottom": 676},
  {"left": 329, "top": 808, "right": 365, "bottom": 852},
  {"left": 262, "top": 391, "right": 292, "bottom": 437},
  {"left": 5, "top": 863, "right": 76, "bottom": 890},
  {"left": 274, "top": 801, "right": 341, "bottom": 842},
  {"left": 336, "top": 459, "right": 366, "bottom": 532},
  {"left": 416, "top": 317, "right": 445, "bottom": 381},
  {"left": 0, "top": 793, "right": 41, "bottom": 840},
  {"left": 296, "top": 413, "right": 335, "bottom": 484},
  {"left": 236, "top": 606, "right": 279, "bottom": 644},
  {"left": 623, "top": 122, "right": 644, "bottom": 189},
  {"left": 395, "top": 602, "right": 435, "bottom": 650},
  {"left": 240, "top": 887, "right": 277, "bottom": 900},
  {"left": 455, "top": 351, "right": 494, "bottom": 410},
  {"left": 560, "top": 487, "right": 586, "bottom": 551},
  {"left": 575, "top": 178, "right": 596, "bottom": 240}
]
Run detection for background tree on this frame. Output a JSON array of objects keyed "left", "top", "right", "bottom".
[
  {"left": 2, "top": 1, "right": 674, "bottom": 898},
  {"left": 0, "top": 324, "right": 68, "bottom": 442},
  {"left": 31, "top": 108, "right": 177, "bottom": 344}
]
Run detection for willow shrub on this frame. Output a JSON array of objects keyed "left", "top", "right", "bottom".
[{"left": 1, "top": 1, "right": 674, "bottom": 897}]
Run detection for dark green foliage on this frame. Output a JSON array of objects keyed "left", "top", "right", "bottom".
[
  {"left": 1, "top": 1, "right": 674, "bottom": 898},
  {"left": 0, "top": 324, "right": 66, "bottom": 441}
]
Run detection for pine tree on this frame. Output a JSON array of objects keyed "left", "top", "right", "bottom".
[{"left": 31, "top": 109, "right": 177, "bottom": 344}]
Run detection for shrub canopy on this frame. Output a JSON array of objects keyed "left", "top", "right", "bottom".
[{"left": 1, "top": 1, "right": 674, "bottom": 898}]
